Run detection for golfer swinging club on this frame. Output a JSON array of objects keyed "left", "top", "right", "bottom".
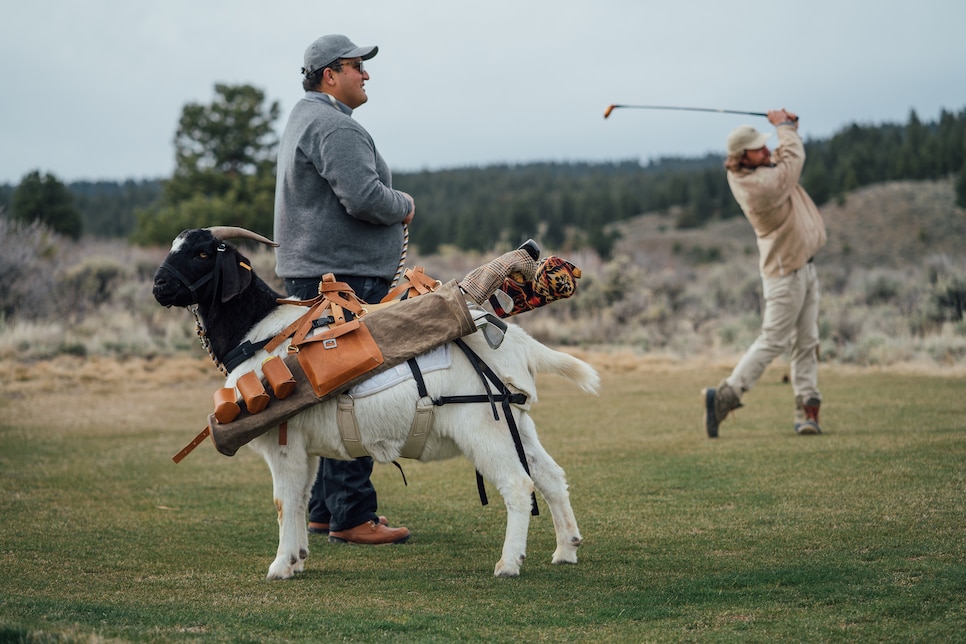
[{"left": 703, "top": 108, "right": 828, "bottom": 438}]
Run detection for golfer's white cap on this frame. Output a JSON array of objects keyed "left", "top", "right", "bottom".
[{"left": 727, "top": 125, "right": 772, "bottom": 156}]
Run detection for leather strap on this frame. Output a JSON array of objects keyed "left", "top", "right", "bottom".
[
  {"left": 173, "top": 422, "right": 288, "bottom": 463},
  {"left": 400, "top": 397, "right": 435, "bottom": 459},
  {"left": 337, "top": 395, "right": 369, "bottom": 458},
  {"left": 264, "top": 274, "right": 371, "bottom": 354},
  {"left": 399, "top": 358, "right": 435, "bottom": 459},
  {"left": 263, "top": 300, "right": 324, "bottom": 354},
  {"left": 381, "top": 267, "right": 441, "bottom": 302},
  {"left": 172, "top": 426, "right": 211, "bottom": 463}
]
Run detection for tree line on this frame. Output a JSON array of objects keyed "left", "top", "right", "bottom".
[{"left": 2, "top": 83, "right": 964, "bottom": 257}]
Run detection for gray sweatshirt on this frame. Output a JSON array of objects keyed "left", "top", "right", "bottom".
[{"left": 273, "top": 92, "right": 411, "bottom": 282}]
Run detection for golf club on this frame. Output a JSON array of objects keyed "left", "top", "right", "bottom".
[{"left": 604, "top": 104, "right": 770, "bottom": 119}]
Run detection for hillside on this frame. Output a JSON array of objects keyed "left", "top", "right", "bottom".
[
  {"left": 1, "top": 177, "right": 964, "bottom": 367},
  {"left": 609, "top": 178, "right": 966, "bottom": 272}
]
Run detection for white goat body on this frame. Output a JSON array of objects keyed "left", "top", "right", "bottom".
[{"left": 224, "top": 303, "right": 599, "bottom": 579}]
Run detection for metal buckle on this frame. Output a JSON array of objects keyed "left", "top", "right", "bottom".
[{"left": 322, "top": 338, "right": 338, "bottom": 349}]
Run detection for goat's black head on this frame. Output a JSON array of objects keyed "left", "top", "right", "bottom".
[{"left": 152, "top": 227, "right": 278, "bottom": 309}]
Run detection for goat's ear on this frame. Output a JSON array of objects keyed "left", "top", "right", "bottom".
[{"left": 219, "top": 248, "right": 253, "bottom": 302}]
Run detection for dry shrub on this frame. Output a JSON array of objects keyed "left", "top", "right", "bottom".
[
  {"left": 1, "top": 203, "right": 965, "bottom": 369},
  {"left": 58, "top": 256, "right": 128, "bottom": 321},
  {"left": 0, "top": 218, "right": 61, "bottom": 320}
]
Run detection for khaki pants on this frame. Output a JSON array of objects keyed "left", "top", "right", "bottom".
[{"left": 727, "top": 262, "right": 821, "bottom": 402}]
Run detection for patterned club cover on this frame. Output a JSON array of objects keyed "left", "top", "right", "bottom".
[{"left": 488, "top": 257, "right": 582, "bottom": 318}]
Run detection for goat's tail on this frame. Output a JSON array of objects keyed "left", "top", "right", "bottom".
[{"left": 523, "top": 330, "right": 601, "bottom": 395}]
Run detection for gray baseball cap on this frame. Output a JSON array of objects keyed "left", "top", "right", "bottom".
[
  {"left": 302, "top": 35, "right": 378, "bottom": 75},
  {"left": 726, "top": 125, "right": 772, "bottom": 156}
]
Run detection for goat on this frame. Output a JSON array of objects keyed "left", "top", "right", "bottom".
[{"left": 152, "top": 227, "right": 599, "bottom": 579}]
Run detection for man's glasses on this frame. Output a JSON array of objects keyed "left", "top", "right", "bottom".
[{"left": 332, "top": 60, "right": 364, "bottom": 74}]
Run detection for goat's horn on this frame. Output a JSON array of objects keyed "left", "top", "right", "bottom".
[{"left": 206, "top": 226, "right": 279, "bottom": 247}]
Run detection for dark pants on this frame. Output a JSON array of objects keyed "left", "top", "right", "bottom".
[{"left": 284, "top": 275, "right": 391, "bottom": 532}]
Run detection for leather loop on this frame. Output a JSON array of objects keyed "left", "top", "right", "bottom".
[
  {"left": 264, "top": 274, "right": 370, "bottom": 354},
  {"left": 381, "top": 267, "right": 441, "bottom": 302},
  {"left": 172, "top": 426, "right": 211, "bottom": 463},
  {"left": 337, "top": 395, "right": 370, "bottom": 458},
  {"left": 278, "top": 421, "right": 287, "bottom": 446}
]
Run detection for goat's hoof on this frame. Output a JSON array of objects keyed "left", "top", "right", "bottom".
[
  {"left": 551, "top": 552, "right": 578, "bottom": 565},
  {"left": 494, "top": 554, "right": 524, "bottom": 577},
  {"left": 267, "top": 559, "right": 296, "bottom": 580}
]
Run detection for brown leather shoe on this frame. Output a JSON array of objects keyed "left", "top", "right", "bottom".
[
  {"left": 329, "top": 519, "right": 410, "bottom": 545},
  {"left": 309, "top": 515, "right": 387, "bottom": 535},
  {"left": 308, "top": 521, "right": 329, "bottom": 535}
]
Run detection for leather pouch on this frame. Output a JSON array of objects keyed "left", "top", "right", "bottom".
[
  {"left": 237, "top": 370, "right": 270, "bottom": 414},
  {"left": 213, "top": 387, "right": 240, "bottom": 424},
  {"left": 294, "top": 318, "right": 384, "bottom": 397},
  {"left": 262, "top": 355, "right": 296, "bottom": 399}
]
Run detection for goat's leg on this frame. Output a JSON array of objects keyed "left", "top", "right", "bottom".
[
  {"left": 470, "top": 444, "right": 535, "bottom": 577},
  {"left": 263, "top": 443, "right": 313, "bottom": 580},
  {"left": 290, "top": 453, "right": 319, "bottom": 574},
  {"left": 494, "top": 473, "right": 535, "bottom": 577},
  {"left": 519, "top": 416, "right": 582, "bottom": 565}
]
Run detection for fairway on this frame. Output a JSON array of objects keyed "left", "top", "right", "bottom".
[{"left": 1, "top": 353, "right": 964, "bottom": 642}]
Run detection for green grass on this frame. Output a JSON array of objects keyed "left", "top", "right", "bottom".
[{"left": 1, "top": 361, "right": 964, "bottom": 642}]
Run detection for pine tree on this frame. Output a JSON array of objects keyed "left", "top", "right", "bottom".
[
  {"left": 133, "top": 84, "right": 280, "bottom": 245},
  {"left": 12, "top": 171, "right": 83, "bottom": 239}
]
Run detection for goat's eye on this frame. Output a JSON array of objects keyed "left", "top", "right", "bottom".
[{"left": 199, "top": 252, "right": 208, "bottom": 259}]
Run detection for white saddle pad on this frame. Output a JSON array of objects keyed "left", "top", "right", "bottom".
[{"left": 349, "top": 343, "right": 452, "bottom": 398}]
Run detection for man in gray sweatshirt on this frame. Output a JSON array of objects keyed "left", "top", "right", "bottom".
[{"left": 274, "top": 34, "right": 414, "bottom": 545}]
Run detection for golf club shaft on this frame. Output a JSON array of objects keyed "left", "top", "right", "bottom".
[{"left": 604, "top": 104, "right": 769, "bottom": 119}]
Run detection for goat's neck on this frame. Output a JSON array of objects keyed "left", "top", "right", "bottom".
[{"left": 199, "top": 278, "right": 281, "bottom": 366}]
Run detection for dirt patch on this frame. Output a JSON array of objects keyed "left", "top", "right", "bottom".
[
  {"left": 2, "top": 351, "right": 962, "bottom": 438},
  {"left": 0, "top": 355, "right": 223, "bottom": 432}
]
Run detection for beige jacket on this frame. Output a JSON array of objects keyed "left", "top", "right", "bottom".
[{"left": 727, "top": 124, "right": 827, "bottom": 277}]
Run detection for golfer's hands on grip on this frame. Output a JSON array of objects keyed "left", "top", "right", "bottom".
[
  {"left": 400, "top": 191, "right": 415, "bottom": 225},
  {"left": 767, "top": 108, "right": 799, "bottom": 126}
]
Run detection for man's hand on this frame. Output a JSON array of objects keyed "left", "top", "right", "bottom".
[
  {"left": 401, "top": 191, "right": 415, "bottom": 225},
  {"left": 767, "top": 108, "right": 798, "bottom": 126}
]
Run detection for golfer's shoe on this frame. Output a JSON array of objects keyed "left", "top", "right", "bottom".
[
  {"left": 328, "top": 519, "right": 410, "bottom": 545},
  {"left": 794, "top": 397, "right": 823, "bottom": 435},
  {"left": 794, "top": 420, "right": 822, "bottom": 435},
  {"left": 702, "top": 381, "right": 743, "bottom": 438}
]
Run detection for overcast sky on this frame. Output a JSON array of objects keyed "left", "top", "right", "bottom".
[{"left": 2, "top": 0, "right": 964, "bottom": 185}]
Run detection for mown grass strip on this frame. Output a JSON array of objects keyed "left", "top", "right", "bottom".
[{"left": 1, "top": 361, "right": 963, "bottom": 642}]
